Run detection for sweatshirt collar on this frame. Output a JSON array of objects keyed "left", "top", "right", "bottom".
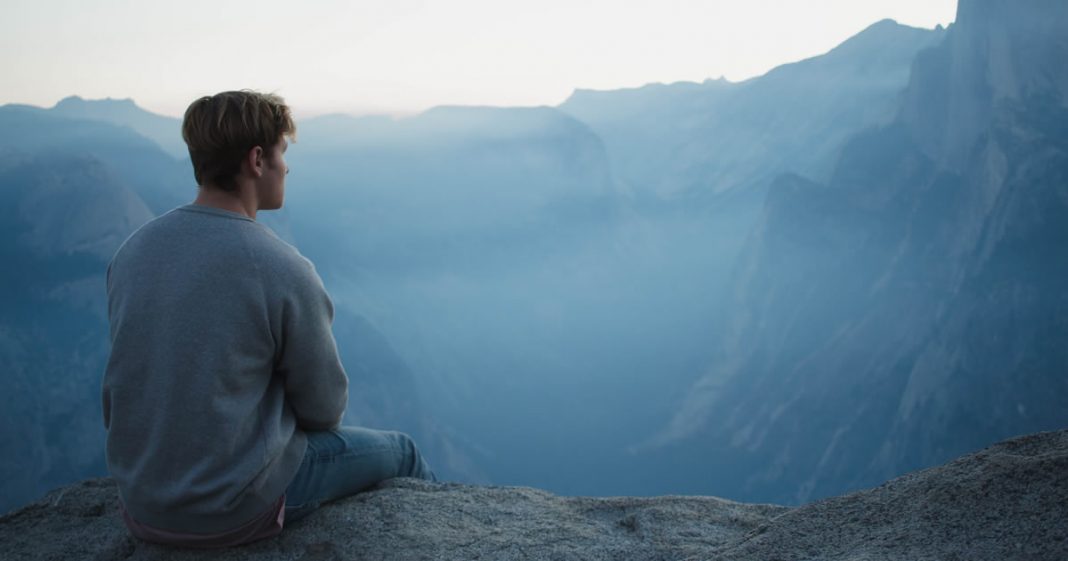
[{"left": 178, "top": 203, "right": 257, "bottom": 222}]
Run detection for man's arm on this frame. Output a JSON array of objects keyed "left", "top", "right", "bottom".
[{"left": 275, "top": 260, "right": 349, "bottom": 431}]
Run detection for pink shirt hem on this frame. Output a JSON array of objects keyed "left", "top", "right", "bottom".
[{"left": 118, "top": 494, "right": 286, "bottom": 549}]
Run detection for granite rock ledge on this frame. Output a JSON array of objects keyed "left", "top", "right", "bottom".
[{"left": 1, "top": 430, "right": 1065, "bottom": 561}]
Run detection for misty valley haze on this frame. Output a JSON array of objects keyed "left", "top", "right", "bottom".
[{"left": 1, "top": 0, "right": 1066, "bottom": 517}]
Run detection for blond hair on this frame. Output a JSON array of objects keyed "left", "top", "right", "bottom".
[{"left": 181, "top": 90, "right": 296, "bottom": 192}]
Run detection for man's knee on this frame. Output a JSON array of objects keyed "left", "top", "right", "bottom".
[
  {"left": 389, "top": 431, "right": 417, "bottom": 453},
  {"left": 387, "top": 431, "right": 433, "bottom": 479}
]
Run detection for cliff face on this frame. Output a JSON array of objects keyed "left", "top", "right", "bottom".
[
  {"left": 647, "top": 0, "right": 1068, "bottom": 504},
  {"left": 2, "top": 430, "right": 1064, "bottom": 561},
  {"left": 901, "top": 0, "right": 1068, "bottom": 170},
  {"left": 876, "top": 1, "right": 1068, "bottom": 482}
]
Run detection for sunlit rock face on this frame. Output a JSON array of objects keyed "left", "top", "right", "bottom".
[{"left": 648, "top": 0, "right": 1068, "bottom": 505}]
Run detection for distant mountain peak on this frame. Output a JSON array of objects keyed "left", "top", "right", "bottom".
[
  {"left": 51, "top": 95, "right": 156, "bottom": 123},
  {"left": 54, "top": 95, "right": 139, "bottom": 111},
  {"left": 822, "top": 18, "right": 943, "bottom": 60},
  {"left": 46, "top": 95, "right": 186, "bottom": 159}
]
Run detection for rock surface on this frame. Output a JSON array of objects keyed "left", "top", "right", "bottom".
[
  {"left": 711, "top": 429, "right": 1068, "bottom": 561},
  {"left": 2, "top": 430, "right": 1065, "bottom": 560}
]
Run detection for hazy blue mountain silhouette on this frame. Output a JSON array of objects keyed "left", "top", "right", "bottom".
[
  {"left": 0, "top": 104, "right": 188, "bottom": 214},
  {"left": 560, "top": 19, "right": 945, "bottom": 205},
  {"left": 282, "top": 106, "right": 645, "bottom": 494},
  {"left": 645, "top": 0, "right": 1068, "bottom": 504},
  {"left": 289, "top": 105, "right": 618, "bottom": 277},
  {"left": 268, "top": 22, "right": 954, "bottom": 497},
  {"left": 49, "top": 95, "right": 187, "bottom": 159},
  {"left": 0, "top": 151, "right": 151, "bottom": 512},
  {"left": 552, "top": 21, "right": 948, "bottom": 407}
]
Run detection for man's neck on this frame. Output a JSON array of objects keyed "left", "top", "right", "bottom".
[{"left": 193, "top": 185, "right": 257, "bottom": 219}]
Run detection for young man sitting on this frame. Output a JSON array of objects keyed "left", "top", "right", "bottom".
[{"left": 102, "top": 90, "right": 436, "bottom": 548}]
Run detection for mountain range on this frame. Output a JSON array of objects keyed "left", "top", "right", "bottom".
[
  {"left": 1, "top": 0, "right": 1065, "bottom": 514},
  {"left": 642, "top": 0, "right": 1068, "bottom": 504}
]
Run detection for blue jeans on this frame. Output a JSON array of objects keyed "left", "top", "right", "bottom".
[{"left": 283, "top": 426, "right": 437, "bottom": 524}]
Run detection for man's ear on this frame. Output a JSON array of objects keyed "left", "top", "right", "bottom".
[{"left": 243, "top": 145, "right": 265, "bottom": 178}]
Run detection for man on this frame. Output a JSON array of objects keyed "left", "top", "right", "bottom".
[{"left": 102, "top": 90, "right": 435, "bottom": 548}]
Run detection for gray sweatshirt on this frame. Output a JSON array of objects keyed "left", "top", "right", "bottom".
[{"left": 102, "top": 204, "right": 348, "bottom": 534}]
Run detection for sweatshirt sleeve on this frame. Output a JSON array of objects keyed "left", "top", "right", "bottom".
[{"left": 275, "top": 257, "right": 349, "bottom": 431}]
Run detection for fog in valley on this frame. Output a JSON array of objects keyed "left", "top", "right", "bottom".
[{"left": 2, "top": 0, "right": 1066, "bottom": 516}]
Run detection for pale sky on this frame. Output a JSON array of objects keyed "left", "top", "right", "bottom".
[{"left": 1, "top": 0, "right": 957, "bottom": 119}]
